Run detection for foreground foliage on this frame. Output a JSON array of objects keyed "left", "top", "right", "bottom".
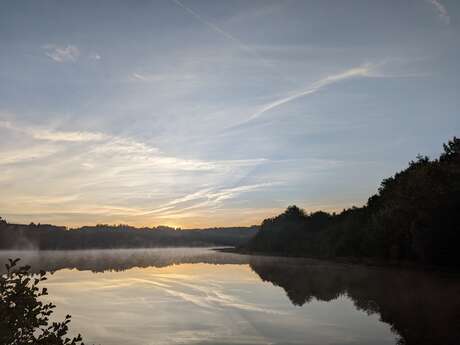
[
  {"left": 0, "top": 258, "right": 85, "bottom": 345},
  {"left": 248, "top": 137, "right": 460, "bottom": 266}
]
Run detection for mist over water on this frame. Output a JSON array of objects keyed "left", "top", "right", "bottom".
[{"left": 2, "top": 248, "right": 459, "bottom": 345}]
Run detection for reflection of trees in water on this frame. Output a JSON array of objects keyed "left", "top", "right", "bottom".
[
  {"left": 249, "top": 257, "right": 460, "bottom": 345},
  {"left": 1, "top": 249, "right": 459, "bottom": 345},
  {"left": 0, "top": 248, "right": 251, "bottom": 274}
]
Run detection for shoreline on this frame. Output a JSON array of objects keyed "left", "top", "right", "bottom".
[{"left": 216, "top": 247, "right": 460, "bottom": 275}]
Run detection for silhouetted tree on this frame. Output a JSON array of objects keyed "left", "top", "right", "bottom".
[
  {"left": 0, "top": 259, "right": 85, "bottom": 345},
  {"left": 440, "top": 136, "right": 460, "bottom": 162},
  {"left": 248, "top": 137, "right": 460, "bottom": 267}
]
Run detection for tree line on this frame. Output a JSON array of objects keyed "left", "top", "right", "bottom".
[
  {"left": 0, "top": 220, "right": 258, "bottom": 250},
  {"left": 247, "top": 137, "right": 460, "bottom": 267},
  {"left": 1, "top": 137, "right": 458, "bottom": 266}
]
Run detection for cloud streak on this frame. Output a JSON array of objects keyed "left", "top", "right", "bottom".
[
  {"left": 142, "top": 182, "right": 277, "bottom": 217},
  {"left": 0, "top": 146, "right": 59, "bottom": 165},
  {"left": 171, "top": 0, "right": 244, "bottom": 47},
  {"left": 130, "top": 72, "right": 196, "bottom": 83},
  {"left": 170, "top": 0, "right": 292, "bottom": 86},
  {"left": 242, "top": 64, "right": 374, "bottom": 124},
  {"left": 43, "top": 44, "right": 80, "bottom": 63},
  {"left": 427, "top": 0, "right": 450, "bottom": 24},
  {"left": 0, "top": 120, "right": 108, "bottom": 142}
]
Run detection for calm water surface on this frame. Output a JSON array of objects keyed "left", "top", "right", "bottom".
[{"left": 1, "top": 248, "right": 459, "bottom": 345}]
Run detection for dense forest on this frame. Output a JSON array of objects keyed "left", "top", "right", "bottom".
[
  {"left": 0, "top": 221, "right": 258, "bottom": 250},
  {"left": 247, "top": 137, "right": 460, "bottom": 267}
]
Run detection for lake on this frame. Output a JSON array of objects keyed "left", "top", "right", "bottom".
[{"left": 1, "top": 248, "right": 459, "bottom": 345}]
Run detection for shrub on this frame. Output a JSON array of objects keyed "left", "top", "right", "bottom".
[{"left": 0, "top": 258, "right": 85, "bottom": 345}]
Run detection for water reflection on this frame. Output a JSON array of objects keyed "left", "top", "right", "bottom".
[
  {"left": 1, "top": 248, "right": 459, "bottom": 345},
  {"left": 249, "top": 257, "right": 460, "bottom": 345},
  {"left": 0, "top": 248, "right": 249, "bottom": 273}
]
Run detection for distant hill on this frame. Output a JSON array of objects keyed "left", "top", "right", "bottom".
[
  {"left": 0, "top": 220, "right": 258, "bottom": 250},
  {"left": 247, "top": 137, "right": 460, "bottom": 267}
]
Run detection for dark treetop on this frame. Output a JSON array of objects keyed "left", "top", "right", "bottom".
[{"left": 247, "top": 137, "right": 460, "bottom": 267}]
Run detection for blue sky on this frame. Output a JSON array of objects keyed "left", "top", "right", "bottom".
[{"left": 1, "top": 0, "right": 459, "bottom": 228}]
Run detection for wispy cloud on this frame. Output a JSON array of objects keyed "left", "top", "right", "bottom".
[
  {"left": 0, "top": 120, "right": 107, "bottom": 142},
  {"left": 1, "top": 117, "right": 273, "bottom": 225},
  {"left": 0, "top": 119, "right": 266, "bottom": 172},
  {"left": 43, "top": 44, "right": 80, "bottom": 63},
  {"left": 171, "top": 0, "right": 242, "bottom": 46},
  {"left": 89, "top": 53, "right": 101, "bottom": 61},
  {"left": 32, "top": 129, "right": 107, "bottom": 142},
  {"left": 130, "top": 72, "right": 196, "bottom": 83},
  {"left": 240, "top": 64, "right": 374, "bottom": 124},
  {"left": 427, "top": 0, "right": 450, "bottom": 24},
  {"left": 144, "top": 182, "right": 276, "bottom": 217},
  {"left": 91, "top": 136, "right": 222, "bottom": 172},
  {"left": 170, "top": 0, "right": 290, "bottom": 85},
  {"left": 0, "top": 146, "right": 59, "bottom": 165}
]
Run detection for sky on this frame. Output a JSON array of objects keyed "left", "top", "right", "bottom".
[{"left": 0, "top": 0, "right": 459, "bottom": 228}]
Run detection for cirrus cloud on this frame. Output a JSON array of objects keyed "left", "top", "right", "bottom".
[
  {"left": 427, "top": 0, "right": 450, "bottom": 25},
  {"left": 43, "top": 44, "right": 80, "bottom": 63}
]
